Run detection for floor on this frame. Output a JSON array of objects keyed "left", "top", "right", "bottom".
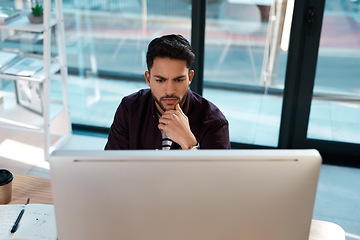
[{"left": 0, "top": 133, "right": 359, "bottom": 240}]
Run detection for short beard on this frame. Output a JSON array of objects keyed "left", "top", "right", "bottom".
[{"left": 152, "top": 90, "right": 188, "bottom": 113}]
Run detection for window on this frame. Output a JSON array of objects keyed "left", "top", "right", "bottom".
[
  {"left": 307, "top": 0, "right": 360, "bottom": 144},
  {"left": 203, "top": 0, "right": 293, "bottom": 147}
]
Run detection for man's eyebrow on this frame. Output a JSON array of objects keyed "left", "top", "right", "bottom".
[
  {"left": 173, "top": 75, "right": 186, "bottom": 80},
  {"left": 154, "top": 75, "right": 167, "bottom": 80}
]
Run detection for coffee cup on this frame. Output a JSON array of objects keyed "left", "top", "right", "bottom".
[{"left": 0, "top": 169, "right": 13, "bottom": 204}]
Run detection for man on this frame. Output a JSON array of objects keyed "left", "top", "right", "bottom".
[{"left": 105, "top": 34, "right": 230, "bottom": 150}]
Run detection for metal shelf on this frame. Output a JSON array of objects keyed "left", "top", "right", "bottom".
[
  {"left": 0, "top": 0, "right": 71, "bottom": 161},
  {"left": 0, "top": 92, "right": 64, "bottom": 132},
  {"left": 0, "top": 14, "right": 57, "bottom": 32},
  {"left": 0, "top": 57, "right": 60, "bottom": 83}
]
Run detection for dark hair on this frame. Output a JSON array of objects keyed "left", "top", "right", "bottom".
[{"left": 146, "top": 34, "right": 195, "bottom": 70}]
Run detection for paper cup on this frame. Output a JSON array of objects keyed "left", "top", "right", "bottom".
[{"left": 0, "top": 169, "right": 13, "bottom": 204}]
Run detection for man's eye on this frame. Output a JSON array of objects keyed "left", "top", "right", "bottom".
[
  {"left": 156, "top": 78, "right": 165, "bottom": 82},
  {"left": 175, "top": 78, "right": 185, "bottom": 82}
]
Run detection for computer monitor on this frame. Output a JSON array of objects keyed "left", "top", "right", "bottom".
[{"left": 50, "top": 149, "right": 322, "bottom": 240}]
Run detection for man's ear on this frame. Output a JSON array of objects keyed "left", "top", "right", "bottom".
[
  {"left": 189, "top": 70, "right": 195, "bottom": 84},
  {"left": 145, "top": 71, "right": 150, "bottom": 86}
]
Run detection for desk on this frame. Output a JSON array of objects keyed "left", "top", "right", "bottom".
[
  {"left": 10, "top": 173, "right": 345, "bottom": 240},
  {"left": 11, "top": 173, "right": 53, "bottom": 204}
]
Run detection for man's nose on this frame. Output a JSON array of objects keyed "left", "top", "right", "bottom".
[{"left": 165, "top": 80, "right": 176, "bottom": 95}]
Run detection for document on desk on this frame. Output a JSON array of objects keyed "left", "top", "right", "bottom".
[{"left": 0, "top": 204, "right": 57, "bottom": 240}]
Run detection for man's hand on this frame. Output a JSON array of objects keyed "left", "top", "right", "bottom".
[{"left": 158, "top": 104, "right": 197, "bottom": 149}]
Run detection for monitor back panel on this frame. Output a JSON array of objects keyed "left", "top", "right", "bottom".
[{"left": 50, "top": 149, "right": 322, "bottom": 240}]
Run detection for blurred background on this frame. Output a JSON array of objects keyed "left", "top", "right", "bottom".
[{"left": 0, "top": 0, "right": 359, "bottom": 148}]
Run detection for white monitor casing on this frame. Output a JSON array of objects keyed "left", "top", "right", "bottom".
[{"left": 50, "top": 149, "right": 322, "bottom": 240}]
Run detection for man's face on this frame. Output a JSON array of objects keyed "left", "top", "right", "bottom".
[{"left": 145, "top": 57, "right": 194, "bottom": 115}]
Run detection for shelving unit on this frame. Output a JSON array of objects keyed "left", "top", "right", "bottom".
[{"left": 0, "top": 0, "right": 71, "bottom": 161}]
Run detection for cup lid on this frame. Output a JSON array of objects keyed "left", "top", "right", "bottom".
[{"left": 0, "top": 169, "right": 13, "bottom": 186}]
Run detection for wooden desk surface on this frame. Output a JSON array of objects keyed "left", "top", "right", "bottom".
[
  {"left": 9, "top": 173, "right": 345, "bottom": 240},
  {"left": 10, "top": 173, "right": 53, "bottom": 204}
]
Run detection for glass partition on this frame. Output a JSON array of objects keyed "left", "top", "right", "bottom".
[
  {"left": 61, "top": 0, "right": 192, "bottom": 127},
  {"left": 203, "top": 0, "right": 294, "bottom": 147},
  {"left": 307, "top": 0, "right": 360, "bottom": 144}
]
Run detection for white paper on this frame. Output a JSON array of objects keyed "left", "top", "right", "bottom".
[
  {"left": 2, "top": 57, "right": 43, "bottom": 77},
  {"left": 0, "top": 204, "right": 57, "bottom": 240},
  {"left": 0, "top": 205, "right": 23, "bottom": 240},
  {"left": 0, "top": 51, "right": 19, "bottom": 68}
]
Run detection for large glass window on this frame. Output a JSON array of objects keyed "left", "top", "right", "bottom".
[
  {"left": 203, "top": 0, "right": 294, "bottom": 147},
  {"left": 1, "top": 0, "right": 359, "bottom": 161},
  {"left": 307, "top": 0, "right": 360, "bottom": 144},
  {"left": 61, "top": 0, "right": 192, "bottom": 127}
]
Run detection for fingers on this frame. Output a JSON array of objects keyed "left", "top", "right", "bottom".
[
  {"left": 157, "top": 104, "right": 196, "bottom": 149},
  {"left": 158, "top": 111, "right": 178, "bottom": 131},
  {"left": 162, "top": 104, "right": 183, "bottom": 119},
  {"left": 158, "top": 123, "right": 166, "bottom": 131},
  {"left": 158, "top": 116, "right": 173, "bottom": 125},
  {"left": 160, "top": 112, "right": 177, "bottom": 122},
  {"left": 158, "top": 104, "right": 183, "bottom": 131},
  {"left": 160, "top": 111, "right": 177, "bottom": 121},
  {"left": 175, "top": 103, "right": 182, "bottom": 113},
  {"left": 176, "top": 103, "right": 187, "bottom": 118}
]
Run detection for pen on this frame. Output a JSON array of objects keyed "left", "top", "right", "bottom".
[{"left": 10, "top": 198, "right": 30, "bottom": 233}]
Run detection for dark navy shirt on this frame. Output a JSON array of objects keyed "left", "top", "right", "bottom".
[{"left": 105, "top": 89, "right": 230, "bottom": 150}]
